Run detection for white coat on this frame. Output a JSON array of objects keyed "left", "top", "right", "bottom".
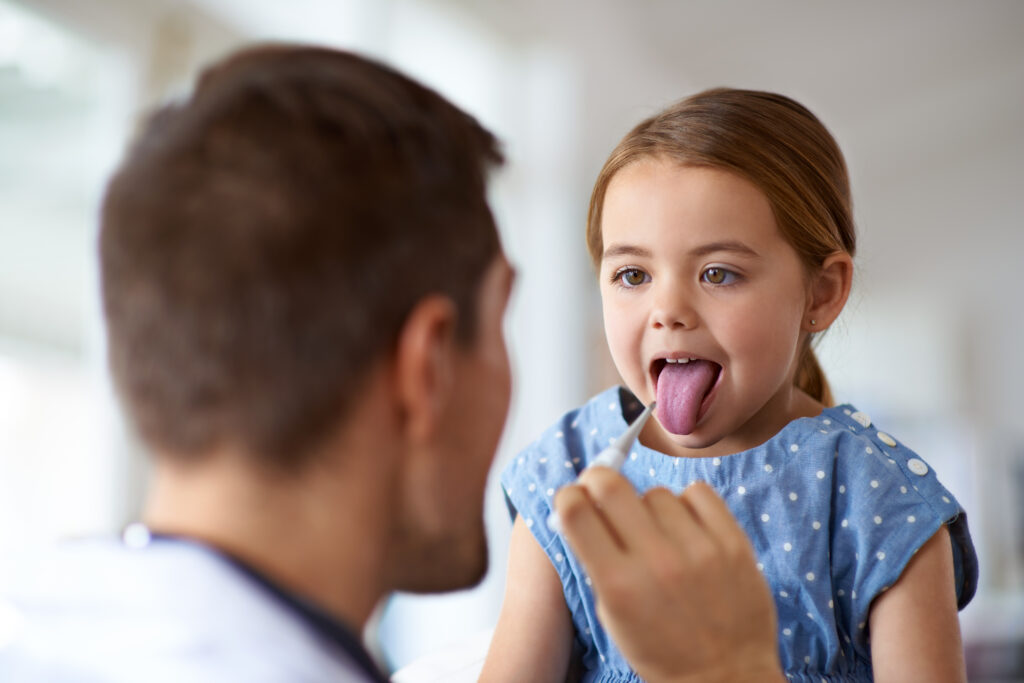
[{"left": 0, "top": 535, "right": 380, "bottom": 682}]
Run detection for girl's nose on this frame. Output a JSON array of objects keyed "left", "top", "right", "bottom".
[{"left": 651, "top": 282, "right": 698, "bottom": 330}]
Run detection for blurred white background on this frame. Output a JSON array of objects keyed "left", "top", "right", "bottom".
[{"left": 1, "top": 0, "right": 1022, "bottom": 678}]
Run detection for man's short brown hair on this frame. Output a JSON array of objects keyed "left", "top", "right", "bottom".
[{"left": 100, "top": 45, "right": 504, "bottom": 467}]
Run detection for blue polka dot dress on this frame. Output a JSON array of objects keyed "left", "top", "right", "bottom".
[{"left": 501, "top": 387, "right": 978, "bottom": 683}]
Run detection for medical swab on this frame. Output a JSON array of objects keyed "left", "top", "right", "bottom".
[{"left": 546, "top": 401, "right": 656, "bottom": 533}]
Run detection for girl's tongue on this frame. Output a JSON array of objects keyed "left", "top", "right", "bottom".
[{"left": 655, "top": 361, "right": 718, "bottom": 435}]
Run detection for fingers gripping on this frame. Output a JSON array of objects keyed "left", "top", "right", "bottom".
[
  {"left": 556, "top": 475, "right": 783, "bottom": 682},
  {"left": 680, "top": 481, "right": 757, "bottom": 561}
]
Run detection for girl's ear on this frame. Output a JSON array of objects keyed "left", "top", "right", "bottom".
[
  {"left": 392, "top": 295, "right": 457, "bottom": 444},
  {"left": 804, "top": 252, "right": 853, "bottom": 332}
]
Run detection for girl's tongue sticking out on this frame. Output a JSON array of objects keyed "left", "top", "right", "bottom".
[{"left": 655, "top": 360, "right": 718, "bottom": 435}]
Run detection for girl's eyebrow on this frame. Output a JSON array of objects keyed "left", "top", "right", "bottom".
[
  {"left": 603, "top": 244, "right": 652, "bottom": 260},
  {"left": 690, "top": 240, "right": 760, "bottom": 258},
  {"left": 603, "top": 240, "right": 759, "bottom": 260}
]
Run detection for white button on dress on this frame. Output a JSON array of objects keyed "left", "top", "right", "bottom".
[
  {"left": 907, "top": 458, "right": 929, "bottom": 476},
  {"left": 877, "top": 432, "right": 897, "bottom": 447}
]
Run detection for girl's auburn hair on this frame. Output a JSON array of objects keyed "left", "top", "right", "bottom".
[{"left": 587, "top": 88, "right": 855, "bottom": 406}]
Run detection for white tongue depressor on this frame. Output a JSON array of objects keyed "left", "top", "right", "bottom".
[{"left": 546, "top": 401, "right": 656, "bottom": 533}]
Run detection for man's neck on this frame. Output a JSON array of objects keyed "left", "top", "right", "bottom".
[{"left": 143, "top": 440, "right": 395, "bottom": 631}]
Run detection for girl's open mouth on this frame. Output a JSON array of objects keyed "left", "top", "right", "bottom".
[{"left": 651, "top": 357, "right": 722, "bottom": 435}]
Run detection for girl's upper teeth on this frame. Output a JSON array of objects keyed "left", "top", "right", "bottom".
[{"left": 665, "top": 357, "right": 696, "bottom": 364}]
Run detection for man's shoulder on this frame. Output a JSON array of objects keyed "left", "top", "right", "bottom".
[{"left": 0, "top": 537, "right": 369, "bottom": 681}]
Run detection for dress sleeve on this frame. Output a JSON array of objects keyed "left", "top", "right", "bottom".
[
  {"left": 500, "top": 419, "right": 585, "bottom": 558},
  {"left": 829, "top": 426, "right": 978, "bottom": 657}
]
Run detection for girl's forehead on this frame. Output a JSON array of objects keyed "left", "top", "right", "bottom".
[
  {"left": 602, "top": 160, "right": 781, "bottom": 251},
  {"left": 606, "top": 159, "right": 765, "bottom": 207}
]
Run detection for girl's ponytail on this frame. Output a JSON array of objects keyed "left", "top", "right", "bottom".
[{"left": 796, "top": 345, "right": 833, "bottom": 407}]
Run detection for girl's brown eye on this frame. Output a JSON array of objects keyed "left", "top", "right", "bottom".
[
  {"left": 702, "top": 267, "right": 739, "bottom": 285},
  {"left": 704, "top": 268, "right": 726, "bottom": 284},
  {"left": 622, "top": 269, "right": 647, "bottom": 286}
]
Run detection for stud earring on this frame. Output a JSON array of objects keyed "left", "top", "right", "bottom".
[{"left": 810, "top": 319, "right": 817, "bottom": 326}]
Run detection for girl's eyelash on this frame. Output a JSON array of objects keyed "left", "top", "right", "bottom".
[
  {"left": 610, "top": 266, "right": 648, "bottom": 287},
  {"left": 701, "top": 266, "right": 743, "bottom": 286}
]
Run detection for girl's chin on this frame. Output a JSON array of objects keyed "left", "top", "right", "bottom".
[
  {"left": 668, "top": 431, "right": 722, "bottom": 451},
  {"left": 645, "top": 421, "right": 723, "bottom": 455}
]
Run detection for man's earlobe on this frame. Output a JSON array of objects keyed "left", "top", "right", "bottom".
[
  {"left": 805, "top": 252, "right": 853, "bottom": 331},
  {"left": 393, "top": 296, "right": 458, "bottom": 442}
]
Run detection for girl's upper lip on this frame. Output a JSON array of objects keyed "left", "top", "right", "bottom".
[
  {"left": 649, "top": 352, "right": 723, "bottom": 382},
  {"left": 652, "top": 352, "right": 709, "bottom": 363}
]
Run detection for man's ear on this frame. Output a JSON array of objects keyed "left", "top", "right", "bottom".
[
  {"left": 393, "top": 296, "right": 458, "bottom": 443},
  {"left": 804, "top": 252, "right": 853, "bottom": 332}
]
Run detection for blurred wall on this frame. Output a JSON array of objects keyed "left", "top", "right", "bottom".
[{"left": 1, "top": 0, "right": 1022, "bottom": 673}]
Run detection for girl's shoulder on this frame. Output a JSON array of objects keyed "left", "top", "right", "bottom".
[
  {"left": 500, "top": 387, "right": 628, "bottom": 496},
  {"left": 512, "top": 386, "right": 635, "bottom": 460},
  {"left": 498, "top": 387, "right": 631, "bottom": 547},
  {"left": 806, "top": 405, "right": 947, "bottom": 493},
  {"left": 775, "top": 404, "right": 938, "bottom": 477}
]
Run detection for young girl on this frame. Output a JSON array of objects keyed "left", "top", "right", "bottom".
[{"left": 482, "top": 89, "right": 977, "bottom": 682}]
